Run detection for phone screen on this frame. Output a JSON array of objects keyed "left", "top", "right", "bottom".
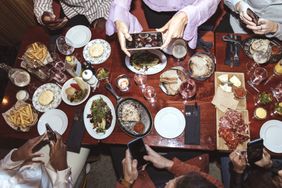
[
  {"left": 127, "top": 137, "right": 148, "bottom": 169},
  {"left": 46, "top": 123, "right": 57, "bottom": 142},
  {"left": 247, "top": 8, "right": 259, "bottom": 25},
  {"left": 126, "top": 32, "right": 163, "bottom": 50},
  {"left": 247, "top": 138, "right": 264, "bottom": 164}
]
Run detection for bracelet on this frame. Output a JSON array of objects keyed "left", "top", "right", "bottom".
[{"left": 120, "top": 178, "right": 133, "bottom": 188}]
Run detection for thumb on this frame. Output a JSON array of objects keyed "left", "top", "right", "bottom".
[
  {"left": 161, "top": 33, "right": 172, "bottom": 49},
  {"left": 132, "top": 159, "right": 138, "bottom": 168},
  {"left": 143, "top": 155, "right": 153, "bottom": 162},
  {"left": 124, "top": 32, "right": 132, "bottom": 41},
  {"left": 157, "top": 22, "right": 169, "bottom": 33}
]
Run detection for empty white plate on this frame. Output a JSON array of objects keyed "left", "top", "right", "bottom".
[
  {"left": 65, "top": 25, "right": 91, "bottom": 48},
  {"left": 37, "top": 109, "right": 68, "bottom": 135},
  {"left": 154, "top": 107, "right": 185, "bottom": 138},
  {"left": 260, "top": 119, "right": 282, "bottom": 153}
]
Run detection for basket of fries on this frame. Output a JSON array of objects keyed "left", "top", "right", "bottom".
[
  {"left": 2, "top": 101, "right": 38, "bottom": 132},
  {"left": 22, "top": 42, "right": 52, "bottom": 69}
]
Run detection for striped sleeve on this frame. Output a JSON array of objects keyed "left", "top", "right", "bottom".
[{"left": 33, "top": 0, "right": 54, "bottom": 25}]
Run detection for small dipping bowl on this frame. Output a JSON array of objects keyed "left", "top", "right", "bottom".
[
  {"left": 233, "top": 87, "right": 247, "bottom": 99},
  {"left": 116, "top": 74, "right": 130, "bottom": 92},
  {"left": 16, "top": 90, "right": 29, "bottom": 101}
]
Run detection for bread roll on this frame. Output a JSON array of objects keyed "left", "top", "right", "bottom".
[
  {"left": 89, "top": 43, "right": 104, "bottom": 57},
  {"left": 38, "top": 90, "right": 54, "bottom": 106}
]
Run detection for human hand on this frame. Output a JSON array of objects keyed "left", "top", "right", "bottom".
[
  {"left": 11, "top": 134, "right": 47, "bottom": 162},
  {"left": 157, "top": 11, "right": 188, "bottom": 49},
  {"left": 49, "top": 132, "right": 67, "bottom": 171},
  {"left": 229, "top": 150, "right": 247, "bottom": 174},
  {"left": 41, "top": 11, "right": 68, "bottom": 30},
  {"left": 115, "top": 20, "right": 132, "bottom": 57},
  {"left": 246, "top": 18, "right": 279, "bottom": 35},
  {"left": 235, "top": 1, "right": 256, "bottom": 27},
  {"left": 122, "top": 149, "right": 138, "bottom": 184},
  {"left": 254, "top": 149, "right": 272, "bottom": 168},
  {"left": 143, "top": 145, "right": 173, "bottom": 170}
]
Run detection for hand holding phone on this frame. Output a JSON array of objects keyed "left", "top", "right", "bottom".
[
  {"left": 46, "top": 123, "right": 57, "bottom": 142},
  {"left": 127, "top": 137, "right": 148, "bottom": 170},
  {"left": 126, "top": 32, "right": 163, "bottom": 51},
  {"left": 247, "top": 8, "right": 259, "bottom": 25},
  {"left": 247, "top": 138, "right": 264, "bottom": 164}
]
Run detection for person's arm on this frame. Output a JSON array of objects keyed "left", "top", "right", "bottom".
[
  {"left": 0, "top": 149, "right": 25, "bottom": 170},
  {"left": 33, "top": 0, "right": 53, "bottom": 25},
  {"left": 45, "top": 164, "right": 72, "bottom": 188},
  {"left": 105, "top": 0, "right": 142, "bottom": 36},
  {"left": 224, "top": 0, "right": 242, "bottom": 12},
  {"left": 178, "top": 0, "right": 220, "bottom": 49}
]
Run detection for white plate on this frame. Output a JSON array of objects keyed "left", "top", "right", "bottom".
[
  {"left": 260, "top": 119, "right": 282, "bottom": 153},
  {"left": 61, "top": 77, "right": 90, "bottom": 106},
  {"left": 32, "top": 83, "right": 62, "bottom": 112},
  {"left": 37, "top": 109, "right": 68, "bottom": 135},
  {"left": 154, "top": 107, "right": 185, "bottom": 138},
  {"left": 65, "top": 25, "right": 91, "bottom": 48},
  {"left": 125, "top": 50, "right": 167, "bottom": 75},
  {"left": 83, "top": 39, "right": 111, "bottom": 64},
  {"left": 83, "top": 94, "right": 116, "bottom": 139}
]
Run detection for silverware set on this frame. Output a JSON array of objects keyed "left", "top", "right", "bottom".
[{"left": 223, "top": 34, "right": 241, "bottom": 67}]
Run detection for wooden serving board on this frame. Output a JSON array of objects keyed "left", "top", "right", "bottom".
[
  {"left": 214, "top": 71, "right": 249, "bottom": 151},
  {"left": 214, "top": 72, "right": 247, "bottom": 110},
  {"left": 216, "top": 109, "right": 250, "bottom": 151}
]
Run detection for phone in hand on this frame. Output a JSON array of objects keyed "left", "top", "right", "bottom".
[
  {"left": 125, "top": 31, "right": 163, "bottom": 50},
  {"left": 247, "top": 138, "right": 264, "bottom": 164},
  {"left": 46, "top": 123, "right": 57, "bottom": 142},
  {"left": 127, "top": 137, "right": 148, "bottom": 170},
  {"left": 247, "top": 8, "right": 259, "bottom": 25}
]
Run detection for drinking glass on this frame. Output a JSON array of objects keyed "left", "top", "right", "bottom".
[
  {"left": 246, "top": 61, "right": 258, "bottom": 75},
  {"left": 49, "top": 67, "right": 67, "bottom": 83},
  {"left": 134, "top": 72, "right": 147, "bottom": 90},
  {"left": 52, "top": 60, "right": 66, "bottom": 71},
  {"left": 271, "top": 81, "right": 282, "bottom": 102},
  {"left": 264, "top": 61, "right": 282, "bottom": 85},
  {"left": 172, "top": 39, "right": 187, "bottom": 64},
  {"left": 247, "top": 67, "right": 268, "bottom": 92},
  {"left": 143, "top": 85, "right": 157, "bottom": 103},
  {"left": 179, "top": 78, "right": 196, "bottom": 102},
  {"left": 56, "top": 36, "right": 74, "bottom": 55}
]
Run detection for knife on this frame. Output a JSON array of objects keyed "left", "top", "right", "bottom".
[
  {"left": 224, "top": 34, "right": 233, "bottom": 67},
  {"left": 66, "top": 110, "right": 85, "bottom": 153}
]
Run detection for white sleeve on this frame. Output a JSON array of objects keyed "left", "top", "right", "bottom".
[
  {"left": 33, "top": 0, "right": 54, "bottom": 25},
  {"left": 45, "top": 163, "right": 73, "bottom": 188},
  {"left": 224, "top": 0, "right": 242, "bottom": 12},
  {"left": 0, "top": 149, "right": 24, "bottom": 170}
]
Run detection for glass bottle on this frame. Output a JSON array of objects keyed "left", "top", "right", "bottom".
[{"left": 0, "top": 63, "right": 31, "bottom": 87}]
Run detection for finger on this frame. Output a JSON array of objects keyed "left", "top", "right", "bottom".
[
  {"left": 132, "top": 159, "right": 138, "bottom": 169},
  {"left": 123, "top": 32, "right": 132, "bottom": 41},
  {"left": 141, "top": 164, "right": 147, "bottom": 171},
  {"left": 156, "top": 21, "right": 169, "bottom": 33},
  {"left": 278, "top": 170, "right": 282, "bottom": 176},
  {"left": 161, "top": 33, "right": 172, "bottom": 49}
]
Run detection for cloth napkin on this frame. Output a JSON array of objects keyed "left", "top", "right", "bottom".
[
  {"left": 66, "top": 113, "right": 85, "bottom": 153},
  {"left": 184, "top": 104, "right": 200, "bottom": 145}
]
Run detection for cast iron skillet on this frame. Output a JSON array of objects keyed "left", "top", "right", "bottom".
[{"left": 105, "top": 82, "right": 152, "bottom": 137}]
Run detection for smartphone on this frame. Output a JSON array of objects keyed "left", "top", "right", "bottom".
[
  {"left": 127, "top": 137, "right": 148, "bottom": 170},
  {"left": 126, "top": 31, "right": 163, "bottom": 50},
  {"left": 46, "top": 123, "right": 57, "bottom": 142},
  {"left": 247, "top": 138, "right": 264, "bottom": 164},
  {"left": 247, "top": 8, "right": 259, "bottom": 25}
]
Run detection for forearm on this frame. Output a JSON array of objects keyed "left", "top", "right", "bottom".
[
  {"left": 46, "top": 163, "right": 72, "bottom": 188},
  {"left": 33, "top": 0, "right": 53, "bottom": 25},
  {"left": 179, "top": 0, "right": 220, "bottom": 48},
  {"left": 106, "top": 0, "right": 142, "bottom": 36},
  {"left": 0, "top": 149, "right": 24, "bottom": 170},
  {"left": 224, "top": 0, "right": 242, "bottom": 12}
]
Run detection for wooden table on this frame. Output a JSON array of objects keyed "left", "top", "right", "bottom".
[
  {"left": 215, "top": 33, "right": 282, "bottom": 142},
  {"left": 0, "top": 27, "right": 216, "bottom": 151}
]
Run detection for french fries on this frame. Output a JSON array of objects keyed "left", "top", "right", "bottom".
[
  {"left": 24, "top": 42, "right": 48, "bottom": 65},
  {"left": 6, "top": 103, "right": 35, "bottom": 128}
]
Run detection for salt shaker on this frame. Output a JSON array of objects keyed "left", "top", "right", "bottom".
[{"left": 82, "top": 69, "right": 98, "bottom": 89}]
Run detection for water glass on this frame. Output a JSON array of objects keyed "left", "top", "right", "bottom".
[
  {"left": 248, "top": 67, "right": 268, "bottom": 86},
  {"left": 272, "top": 82, "right": 282, "bottom": 102},
  {"left": 179, "top": 79, "right": 196, "bottom": 100},
  {"left": 56, "top": 36, "right": 74, "bottom": 56},
  {"left": 49, "top": 67, "right": 67, "bottom": 83},
  {"left": 143, "top": 85, "right": 157, "bottom": 103},
  {"left": 172, "top": 39, "right": 187, "bottom": 63},
  {"left": 134, "top": 73, "right": 147, "bottom": 89}
]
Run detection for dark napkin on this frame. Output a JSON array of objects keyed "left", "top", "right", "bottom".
[
  {"left": 66, "top": 112, "right": 86, "bottom": 153},
  {"left": 224, "top": 34, "right": 233, "bottom": 66},
  {"left": 184, "top": 104, "right": 200, "bottom": 145}
]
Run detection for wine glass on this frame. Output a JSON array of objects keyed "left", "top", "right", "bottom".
[
  {"left": 179, "top": 78, "right": 196, "bottom": 103},
  {"left": 143, "top": 85, "right": 157, "bottom": 103},
  {"left": 247, "top": 67, "right": 268, "bottom": 92},
  {"left": 264, "top": 60, "right": 282, "bottom": 85},
  {"left": 271, "top": 81, "right": 282, "bottom": 102},
  {"left": 246, "top": 61, "right": 258, "bottom": 75},
  {"left": 134, "top": 72, "right": 147, "bottom": 91},
  {"left": 172, "top": 39, "right": 187, "bottom": 65}
]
